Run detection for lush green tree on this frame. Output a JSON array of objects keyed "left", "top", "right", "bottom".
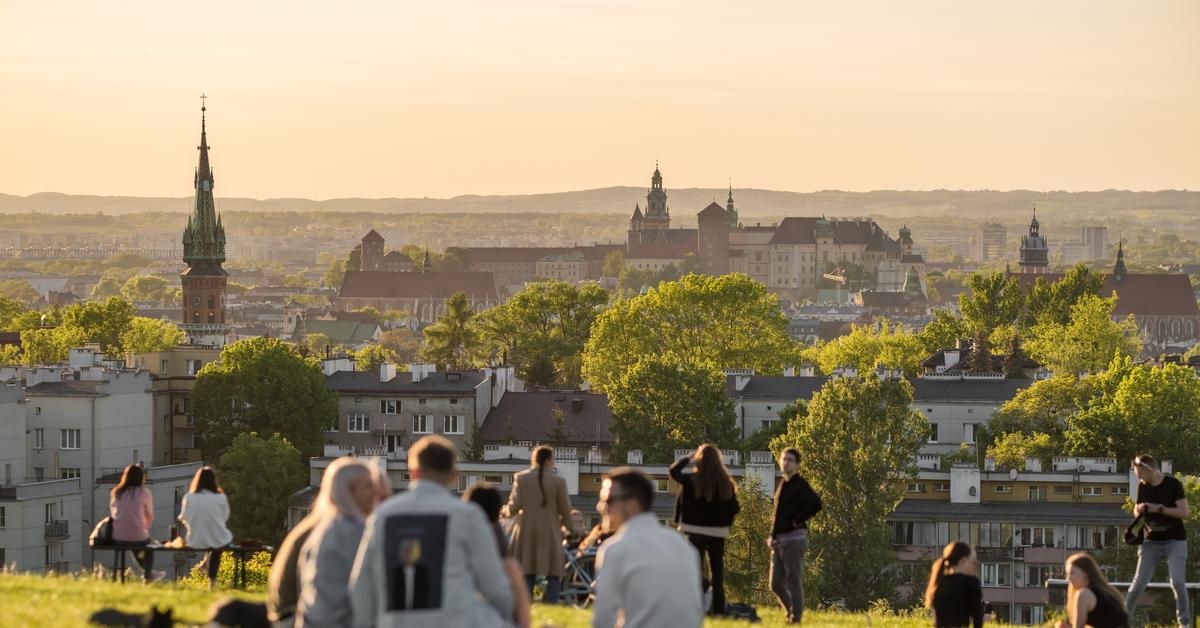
[
  {"left": 378, "top": 328, "right": 421, "bottom": 363},
  {"left": 1021, "top": 264, "right": 1105, "bottom": 328},
  {"left": 605, "top": 356, "right": 738, "bottom": 463},
  {"left": 770, "top": 376, "right": 927, "bottom": 609},
  {"left": 217, "top": 432, "right": 308, "bottom": 543},
  {"left": 1066, "top": 362, "right": 1200, "bottom": 471},
  {"left": 120, "top": 317, "right": 185, "bottom": 355},
  {"left": 0, "top": 279, "right": 40, "bottom": 304},
  {"left": 918, "top": 309, "right": 968, "bottom": 355},
  {"left": 417, "top": 291, "right": 481, "bottom": 371},
  {"left": 60, "top": 297, "right": 136, "bottom": 353},
  {"left": 304, "top": 332, "right": 332, "bottom": 357},
  {"left": 18, "top": 325, "right": 88, "bottom": 366},
  {"left": 474, "top": 281, "right": 609, "bottom": 389},
  {"left": 987, "top": 432, "right": 1057, "bottom": 470},
  {"left": 583, "top": 274, "right": 798, "bottom": 392},
  {"left": 0, "top": 344, "right": 21, "bottom": 366},
  {"left": 965, "top": 331, "right": 993, "bottom": 373},
  {"left": 323, "top": 258, "right": 347, "bottom": 289},
  {"left": 725, "top": 475, "right": 775, "bottom": 605},
  {"left": 354, "top": 344, "right": 400, "bottom": 372},
  {"left": 1002, "top": 335, "right": 1031, "bottom": 378},
  {"left": 978, "top": 375, "right": 1091, "bottom": 455},
  {"left": 90, "top": 275, "right": 123, "bottom": 299},
  {"left": 958, "top": 272, "right": 1022, "bottom": 340},
  {"left": 283, "top": 272, "right": 314, "bottom": 289},
  {"left": 1025, "top": 293, "right": 1142, "bottom": 375},
  {"left": 193, "top": 338, "right": 338, "bottom": 461},
  {"left": 119, "top": 275, "right": 172, "bottom": 304},
  {"left": 602, "top": 250, "right": 625, "bottom": 278},
  {"left": 817, "top": 321, "right": 925, "bottom": 377},
  {"left": 0, "top": 297, "right": 27, "bottom": 330}
]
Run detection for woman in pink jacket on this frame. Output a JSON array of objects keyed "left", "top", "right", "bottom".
[{"left": 110, "top": 464, "right": 163, "bottom": 582}]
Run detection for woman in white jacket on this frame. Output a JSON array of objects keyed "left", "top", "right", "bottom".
[{"left": 180, "top": 466, "right": 233, "bottom": 588}]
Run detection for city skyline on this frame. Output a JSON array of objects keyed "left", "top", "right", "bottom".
[{"left": 2, "top": 1, "right": 1198, "bottom": 199}]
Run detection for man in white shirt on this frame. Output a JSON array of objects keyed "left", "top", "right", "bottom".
[{"left": 592, "top": 467, "right": 703, "bottom": 628}]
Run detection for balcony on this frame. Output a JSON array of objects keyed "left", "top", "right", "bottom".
[
  {"left": 172, "top": 413, "right": 196, "bottom": 430},
  {"left": 44, "top": 520, "right": 69, "bottom": 540},
  {"left": 173, "top": 447, "right": 202, "bottom": 463},
  {"left": 44, "top": 561, "right": 70, "bottom": 573}
]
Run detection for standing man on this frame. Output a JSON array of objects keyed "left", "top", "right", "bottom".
[
  {"left": 592, "top": 467, "right": 703, "bottom": 628},
  {"left": 769, "top": 447, "right": 823, "bottom": 624},
  {"left": 1125, "top": 454, "right": 1191, "bottom": 627}
]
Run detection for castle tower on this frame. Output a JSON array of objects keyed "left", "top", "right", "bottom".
[
  {"left": 898, "top": 225, "right": 914, "bottom": 256},
  {"left": 360, "top": 229, "right": 385, "bottom": 271},
  {"left": 642, "top": 163, "right": 670, "bottom": 234},
  {"left": 697, "top": 202, "right": 730, "bottom": 275},
  {"left": 627, "top": 204, "right": 644, "bottom": 245},
  {"left": 1018, "top": 207, "right": 1049, "bottom": 274},
  {"left": 726, "top": 184, "right": 739, "bottom": 229},
  {"left": 180, "top": 97, "right": 230, "bottom": 347}
]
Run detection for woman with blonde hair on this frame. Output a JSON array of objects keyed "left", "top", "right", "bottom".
[
  {"left": 669, "top": 443, "right": 740, "bottom": 615},
  {"left": 923, "top": 541, "right": 983, "bottom": 627},
  {"left": 505, "top": 445, "right": 576, "bottom": 603},
  {"left": 1057, "top": 552, "right": 1128, "bottom": 628}
]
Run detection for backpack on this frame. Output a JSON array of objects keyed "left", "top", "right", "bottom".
[
  {"left": 90, "top": 516, "right": 114, "bottom": 547},
  {"left": 723, "top": 603, "right": 761, "bottom": 623}
]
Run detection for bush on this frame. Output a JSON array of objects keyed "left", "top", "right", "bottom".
[{"left": 179, "top": 550, "right": 273, "bottom": 589}]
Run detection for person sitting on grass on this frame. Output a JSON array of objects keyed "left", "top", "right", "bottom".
[{"left": 1058, "top": 552, "right": 1128, "bottom": 628}]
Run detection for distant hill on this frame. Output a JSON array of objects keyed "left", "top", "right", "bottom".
[{"left": 1, "top": 188, "right": 1197, "bottom": 220}]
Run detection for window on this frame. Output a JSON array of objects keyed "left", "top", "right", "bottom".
[
  {"left": 186, "top": 359, "right": 202, "bottom": 375},
  {"left": 928, "top": 422, "right": 939, "bottom": 443},
  {"left": 443, "top": 415, "right": 464, "bottom": 435},
  {"left": 906, "top": 483, "right": 927, "bottom": 493},
  {"left": 347, "top": 413, "right": 370, "bottom": 433},
  {"left": 450, "top": 398, "right": 459, "bottom": 405},
  {"left": 59, "top": 468, "right": 80, "bottom": 480},
  {"left": 760, "top": 419, "right": 777, "bottom": 431},
  {"left": 483, "top": 475, "right": 502, "bottom": 484},
  {"left": 1016, "top": 605, "right": 1045, "bottom": 624},
  {"left": 1024, "top": 565, "right": 1060, "bottom": 588},
  {"left": 44, "top": 502, "right": 56, "bottom": 523},
  {"left": 933, "top": 482, "right": 950, "bottom": 492},
  {"left": 963, "top": 423, "right": 976, "bottom": 444},
  {"left": 892, "top": 521, "right": 941, "bottom": 546},
  {"left": 380, "top": 434, "right": 402, "bottom": 453},
  {"left": 33, "top": 468, "right": 44, "bottom": 482},
  {"left": 1016, "top": 526, "right": 1054, "bottom": 547},
  {"left": 654, "top": 478, "right": 670, "bottom": 493},
  {"left": 1071, "top": 525, "right": 1114, "bottom": 549},
  {"left": 60, "top": 429, "right": 81, "bottom": 450},
  {"left": 34, "top": 428, "right": 44, "bottom": 450},
  {"left": 1111, "top": 486, "right": 1129, "bottom": 495},
  {"left": 1028, "top": 485, "right": 1046, "bottom": 502},
  {"left": 1054, "top": 485, "right": 1073, "bottom": 495},
  {"left": 0, "top": 506, "right": 5, "bottom": 527},
  {"left": 981, "top": 563, "right": 1011, "bottom": 587},
  {"left": 380, "top": 400, "right": 398, "bottom": 415},
  {"left": 413, "top": 415, "right": 431, "bottom": 434},
  {"left": 161, "top": 359, "right": 168, "bottom": 372},
  {"left": 418, "top": 399, "right": 427, "bottom": 405},
  {"left": 993, "top": 484, "right": 1012, "bottom": 494},
  {"left": 593, "top": 476, "right": 603, "bottom": 485},
  {"left": 1082, "top": 486, "right": 1102, "bottom": 496}
]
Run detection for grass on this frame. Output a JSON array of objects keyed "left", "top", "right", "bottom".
[{"left": 0, "top": 572, "right": 978, "bottom": 627}]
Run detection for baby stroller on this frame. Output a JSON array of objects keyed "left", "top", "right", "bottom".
[{"left": 559, "top": 540, "right": 598, "bottom": 608}]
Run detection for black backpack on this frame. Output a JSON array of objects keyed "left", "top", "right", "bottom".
[{"left": 90, "top": 516, "right": 114, "bottom": 547}]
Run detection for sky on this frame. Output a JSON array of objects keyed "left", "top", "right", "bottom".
[{"left": 1, "top": 1, "right": 1197, "bottom": 199}]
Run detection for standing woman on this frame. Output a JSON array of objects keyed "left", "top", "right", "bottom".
[
  {"left": 179, "top": 466, "right": 233, "bottom": 589},
  {"left": 1058, "top": 552, "right": 1128, "bottom": 628},
  {"left": 924, "top": 541, "right": 983, "bottom": 628},
  {"left": 110, "top": 463, "right": 164, "bottom": 582},
  {"left": 296, "top": 461, "right": 377, "bottom": 628},
  {"left": 505, "top": 445, "right": 576, "bottom": 603},
  {"left": 669, "top": 444, "right": 740, "bottom": 616}
]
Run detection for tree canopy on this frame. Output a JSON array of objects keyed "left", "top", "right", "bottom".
[
  {"left": 817, "top": 320, "right": 925, "bottom": 377},
  {"left": 417, "top": 291, "right": 481, "bottom": 371},
  {"left": 1025, "top": 293, "right": 1142, "bottom": 375},
  {"left": 120, "top": 317, "right": 185, "bottom": 355},
  {"left": 217, "top": 432, "right": 308, "bottom": 544},
  {"left": 958, "top": 272, "right": 1022, "bottom": 339}
]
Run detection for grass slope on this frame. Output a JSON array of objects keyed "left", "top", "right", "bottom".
[{"left": 0, "top": 572, "right": 955, "bottom": 627}]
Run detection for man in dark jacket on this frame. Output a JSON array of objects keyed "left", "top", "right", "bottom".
[{"left": 769, "top": 447, "right": 822, "bottom": 624}]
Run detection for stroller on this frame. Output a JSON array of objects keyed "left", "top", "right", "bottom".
[{"left": 558, "top": 540, "right": 599, "bottom": 608}]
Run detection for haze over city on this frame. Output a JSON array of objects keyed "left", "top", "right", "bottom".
[{"left": 2, "top": 0, "right": 1199, "bottom": 200}]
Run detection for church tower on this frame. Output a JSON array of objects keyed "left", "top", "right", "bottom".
[
  {"left": 726, "top": 184, "right": 739, "bottom": 229},
  {"left": 180, "top": 97, "right": 230, "bottom": 346},
  {"left": 641, "top": 163, "right": 670, "bottom": 234},
  {"left": 1018, "top": 207, "right": 1049, "bottom": 274}
]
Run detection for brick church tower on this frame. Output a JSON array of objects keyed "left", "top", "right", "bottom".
[
  {"left": 180, "top": 98, "right": 230, "bottom": 346},
  {"left": 1018, "top": 207, "right": 1049, "bottom": 274}
]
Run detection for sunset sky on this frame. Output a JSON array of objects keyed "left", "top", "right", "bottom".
[{"left": 1, "top": 1, "right": 1197, "bottom": 199}]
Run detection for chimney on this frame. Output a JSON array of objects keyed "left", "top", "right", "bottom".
[
  {"left": 799, "top": 365, "right": 816, "bottom": 377},
  {"left": 783, "top": 366, "right": 795, "bottom": 377},
  {"left": 944, "top": 350, "right": 960, "bottom": 370},
  {"left": 410, "top": 363, "right": 436, "bottom": 383},
  {"left": 571, "top": 398, "right": 583, "bottom": 414},
  {"left": 735, "top": 374, "right": 752, "bottom": 391},
  {"left": 379, "top": 363, "right": 397, "bottom": 383},
  {"left": 627, "top": 450, "right": 643, "bottom": 465}
]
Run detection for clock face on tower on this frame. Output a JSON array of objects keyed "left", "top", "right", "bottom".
[{"left": 191, "top": 296, "right": 201, "bottom": 306}]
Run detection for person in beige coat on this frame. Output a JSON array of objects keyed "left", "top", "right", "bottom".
[{"left": 505, "top": 446, "right": 576, "bottom": 603}]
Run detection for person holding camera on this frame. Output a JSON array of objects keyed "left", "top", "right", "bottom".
[{"left": 1124, "top": 454, "right": 1190, "bottom": 627}]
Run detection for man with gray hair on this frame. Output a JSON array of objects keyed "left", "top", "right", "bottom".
[{"left": 349, "top": 436, "right": 513, "bottom": 628}]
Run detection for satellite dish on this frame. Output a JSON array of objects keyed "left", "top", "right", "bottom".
[{"left": 1009, "top": 468, "right": 1019, "bottom": 480}]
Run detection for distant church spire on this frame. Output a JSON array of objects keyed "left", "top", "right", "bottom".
[
  {"left": 726, "top": 181, "right": 739, "bottom": 229},
  {"left": 422, "top": 246, "right": 432, "bottom": 273},
  {"left": 183, "top": 94, "right": 225, "bottom": 266},
  {"left": 1113, "top": 239, "right": 1127, "bottom": 283}
]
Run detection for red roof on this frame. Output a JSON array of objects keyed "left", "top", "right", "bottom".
[
  {"left": 338, "top": 270, "right": 499, "bottom": 301},
  {"left": 1014, "top": 272, "right": 1199, "bottom": 316},
  {"left": 479, "top": 391, "right": 613, "bottom": 444}
]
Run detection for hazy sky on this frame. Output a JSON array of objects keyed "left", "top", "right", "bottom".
[{"left": 2, "top": 1, "right": 1197, "bottom": 199}]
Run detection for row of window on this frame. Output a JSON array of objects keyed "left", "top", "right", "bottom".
[
  {"left": 905, "top": 482, "right": 1124, "bottom": 497},
  {"left": 340, "top": 413, "right": 466, "bottom": 435},
  {"left": 892, "top": 521, "right": 1118, "bottom": 550},
  {"left": 378, "top": 399, "right": 458, "bottom": 414},
  {"left": 31, "top": 429, "right": 81, "bottom": 451}
]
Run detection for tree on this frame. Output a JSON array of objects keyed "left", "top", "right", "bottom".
[
  {"left": 90, "top": 276, "right": 124, "bottom": 299},
  {"left": 817, "top": 321, "right": 925, "bottom": 377},
  {"left": 352, "top": 306, "right": 384, "bottom": 324},
  {"left": 545, "top": 406, "right": 570, "bottom": 450},
  {"left": 120, "top": 275, "right": 172, "bottom": 304},
  {"left": 605, "top": 356, "right": 739, "bottom": 463},
  {"left": 979, "top": 375, "right": 1093, "bottom": 455},
  {"left": 0, "top": 297, "right": 27, "bottom": 330},
  {"left": 1065, "top": 362, "right": 1200, "bottom": 471},
  {"left": 283, "top": 272, "right": 313, "bottom": 289},
  {"left": 987, "top": 432, "right": 1057, "bottom": 470},
  {"left": 740, "top": 401, "right": 802, "bottom": 457},
  {"left": 474, "top": 281, "right": 609, "bottom": 389},
  {"left": 1025, "top": 293, "right": 1142, "bottom": 375},
  {"left": 0, "top": 344, "right": 21, "bottom": 366},
  {"left": 323, "top": 258, "right": 347, "bottom": 289},
  {"left": 1002, "top": 335, "right": 1031, "bottom": 378},
  {"left": 217, "top": 432, "right": 308, "bottom": 543},
  {"left": 0, "top": 279, "right": 40, "bottom": 304},
  {"left": 19, "top": 325, "right": 88, "bottom": 366},
  {"left": 418, "top": 291, "right": 481, "bottom": 371},
  {"left": 770, "top": 376, "right": 927, "bottom": 609},
  {"left": 725, "top": 475, "right": 776, "bottom": 605},
  {"left": 378, "top": 328, "right": 421, "bottom": 363},
  {"left": 583, "top": 274, "right": 798, "bottom": 393},
  {"left": 958, "top": 272, "right": 1022, "bottom": 340},
  {"left": 60, "top": 297, "right": 136, "bottom": 353},
  {"left": 602, "top": 250, "right": 625, "bottom": 278},
  {"left": 120, "top": 317, "right": 185, "bottom": 355},
  {"left": 193, "top": 338, "right": 338, "bottom": 461},
  {"left": 1022, "top": 264, "right": 1104, "bottom": 328},
  {"left": 354, "top": 344, "right": 400, "bottom": 372},
  {"left": 965, "top": 330, "right": 993, "bottom": 374},
  {"left": 918, "top": 309, "right": 968, "bottom": 355}
]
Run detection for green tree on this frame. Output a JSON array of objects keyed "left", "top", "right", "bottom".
[
  {"left": 0, "top": 297, "right": 27, "bottom": 330},
  {"left": 90, "top": 276, "right": 124, "bottom": 299},
  {"left": 283, "top": 272, "right": 313, "bottom": 289},
  {"left": 978, "top": 375, "right": 1092, "bottom": 455},
  {"left": 0, "top": 279, "right": 40, "bottom": 304},
  {"left": 352, "top": 306, "right": 384, "bottom": 324},
  {"left": 120, "top": 317, "right": 185, "bottom": 355},
  {"left": 217, "top": 432, "right": 308, "bottom": 543},
  {"left": 771, "top": 376, "right": 927, "bottom": 609},
  {"left": 119, "top": 275, "right": 172, "bottom": 304},
  {"left": 60, "top": 297, "right": 136, "bottom": 353},
  {"left": 1002, "top": 335, "right": 1031, "bottom": 378},
  {"left": 918, "top": 309, "right": 968, "bottom": 355},
  {"left": 965, "top": 330, "right": 993, "bottom": 374},
  {"left": 602, "top": 250, "right": 625, "bottom": 278},
  {"left": 817, "top": 321, "right": 925, "bottom": 377},
  {"left": 725, "top": 474, "right": 775, "bottom": 605},
  {"left": 323, "top": 258, "right": 347, "bottom": 289},
  {"left": 987, "top": 432, "right": 1057, "bottom": 470},
  {"left": 378, "top": 328, "right": 421, "bottom": 363},
  {"left": 193, "top": 338, "right": 338, "bottom": 461},
  {"left": 1022, "top": 264, "right": 1105, "bottom": 328},
  {"left": 418, "top": 291, "right": 481, "bottom": 371},
  {"left": 354, "top": 344, "right": 400, "bottom": 372},
  {"left": 583, "top": 274, "right": 798, "bottom": 393},
  {"left": 605, "top": 356, "right": 739, "bottom": 463},
  {"left": 304, "top": 332, "right": 332, "bottom": 357},
  {"left": 19, "top": 325, "right": 88, "bottom": 366},
  {"left": 0, "top": 344, "right": 21, "bottom": 366},
  {"left": 958, "top": 272, "right": 1022, "bottom": 340},
  {"left": 1025, "top": 293, "right": 1142, "bottom": 375}
]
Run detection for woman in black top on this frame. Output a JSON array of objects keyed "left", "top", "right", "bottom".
[
  {"left": 1058, "top": 552, "right": 1128, "bottom": 628},
  {"left": 669, "top": 444, "right": 740, "bottom": 616},
  {"left": 924, "top": 541, "right": 983, "bottom": 628}
]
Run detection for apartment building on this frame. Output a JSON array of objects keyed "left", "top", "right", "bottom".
[
  {"left": 889, "top": 457, "right": 1137, "bottom": 624},
  {"left": 129, "top": 345, "right": 222, "bottom": 465}
]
